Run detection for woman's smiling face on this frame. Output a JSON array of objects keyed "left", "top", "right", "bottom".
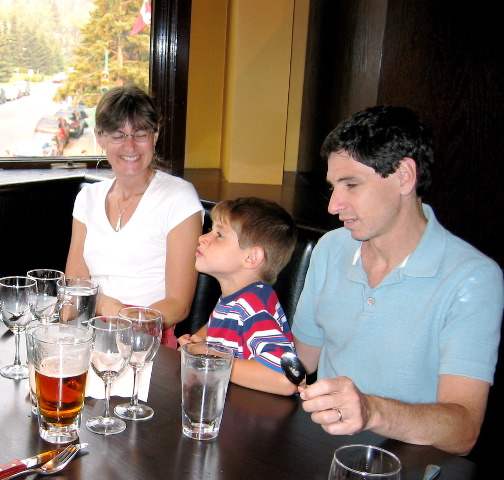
[{"left": 97, "top": 122, "right": 159, "bottom": 178}]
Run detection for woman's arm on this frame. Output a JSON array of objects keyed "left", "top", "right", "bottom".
[
  {"left": 151, "top": 211, "right": 202, "bottom": 329},
  {"left": 65, "top": 218, "right": 90, "bottom": 278}
]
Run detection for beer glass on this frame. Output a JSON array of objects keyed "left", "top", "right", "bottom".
[
  {"left": 57, "top": 278, "right": 98, "bottom": 325},
  {"left": 32, "top": 324, "right": 93, "bottom": 443}
]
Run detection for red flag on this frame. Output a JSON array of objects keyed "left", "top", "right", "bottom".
[{"left": 130, "top": 0, "right": 152, "bottom": 37}]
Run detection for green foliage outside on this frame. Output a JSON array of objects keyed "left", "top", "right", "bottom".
[
  {"left": 54, "top": 0, "right": 150, "bottom": 107},
  {"left": 0, "top": 0, "right": 150, "bottom": 107},
  {"left": 0, "top": 0, "right": 65, "bottom": 83}
]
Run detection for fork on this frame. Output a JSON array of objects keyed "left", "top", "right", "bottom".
[{"left": 2, "top": 443, "right": 87, "bottom": 480}]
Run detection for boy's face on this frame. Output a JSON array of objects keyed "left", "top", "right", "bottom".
[{"left": 195, "top": 219, "right": 248, "bottom": 281}]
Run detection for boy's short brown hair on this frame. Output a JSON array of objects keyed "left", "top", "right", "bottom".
[{"left": 211, "top": 197, "right": 297, "bottom": 284}]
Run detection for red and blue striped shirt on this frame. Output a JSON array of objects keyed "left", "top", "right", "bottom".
[{"left": 206, "top": 282, "right": 295, "bottom": 372}]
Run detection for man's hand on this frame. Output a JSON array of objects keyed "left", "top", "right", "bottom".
[{"left": 299, "top": 376, "right": 371, "bottom": 435}]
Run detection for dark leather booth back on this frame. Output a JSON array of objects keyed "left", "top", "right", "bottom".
[{"left": 175, "top": 201, "right": 322, "bottom": 337}]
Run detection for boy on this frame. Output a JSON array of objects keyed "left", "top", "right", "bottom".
[{"left": 178, "top": 197, "right": 298, "bottom": 396}]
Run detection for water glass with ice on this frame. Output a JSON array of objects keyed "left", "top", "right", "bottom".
[{"left": 181, "top": 341, "right": 234, "bottom": 440}]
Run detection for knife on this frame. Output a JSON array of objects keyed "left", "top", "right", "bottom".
[{"left": 0, "top": 447, "right": 67, "bottom": 479}]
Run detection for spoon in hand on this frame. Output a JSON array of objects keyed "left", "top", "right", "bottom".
[
  {"left": 422, "top": 464, "right": 441, "bottom": 480},
  {"left": 281, "top": 352, "right": 307, "bottom": 386}
]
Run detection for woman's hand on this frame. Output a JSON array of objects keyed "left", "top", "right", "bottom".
[{"left": 96, "top": 292, "right": 125, "bottom": 316}]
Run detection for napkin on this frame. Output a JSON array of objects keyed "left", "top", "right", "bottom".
[{"left": 85, "top": 363, "right": 153, "bottom": 401}]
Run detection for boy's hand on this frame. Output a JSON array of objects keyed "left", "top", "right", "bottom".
[
  {"left": 177, "top": 334, "right": 192, "bottom": 348},
  {"left": 177, "top": 333, "right": 205, "bottom": 349}
]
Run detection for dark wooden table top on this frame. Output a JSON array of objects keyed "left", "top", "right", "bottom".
[{"left": 0, "top": 325, "right": 477, "bottom": 479}]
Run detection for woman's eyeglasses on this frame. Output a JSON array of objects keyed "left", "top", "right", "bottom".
[{"left": 101, "top": 131, "right": 154, "bottom": 144}]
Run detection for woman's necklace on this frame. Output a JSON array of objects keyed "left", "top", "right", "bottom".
[
  {"left": 115, "top": 194, "right": 138, "bottom": 232},
  {"left": 115, "top": 173, "right": 153, "bottom": 232}
]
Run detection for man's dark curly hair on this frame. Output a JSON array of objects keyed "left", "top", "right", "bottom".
[{"left": 320, "top": 105, "right": 434, "bottom": 197}]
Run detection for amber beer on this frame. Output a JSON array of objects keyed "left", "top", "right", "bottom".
[
  {"left": 36, "top": 358, "right": 88, "bottom": 426},
  {"left": 32, "top": 324, "right": 92, "bottom": 443}
]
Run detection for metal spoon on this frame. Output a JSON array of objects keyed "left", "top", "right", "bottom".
[
  {"left": 422, "top": 464, "right": 441, "bottom": 480},
  {"left": 2, "top": 443, "right": 87, "bottom": 479},
  {"left": 280, "top": 352, "right": 307, "bottom": 386}
]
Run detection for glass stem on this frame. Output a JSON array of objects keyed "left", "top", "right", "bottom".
[
  {"left": 103, "top": 379, "right": 113, "bottom": 418},
  {"left": 13, "top": 332, "right": 21, "bottom": 366},
  {"left": 130, "top": 366, "right": 142, "bottom": 407}
]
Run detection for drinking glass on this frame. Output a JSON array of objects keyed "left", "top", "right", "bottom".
[
  {"left": 86, "top": 316, "right": 133, "bottom": 435},
  {"left": 57, "top": 278, "right": 98, "bottom": 325},
  {"left": 114, "top": 306, "right": 163, "bottom": 421},
  {"left": 27, "top": 269, "right": 64, "bottom": 323},
  {"left": 25, "top": 320, "right": 43, "bottom": 414},
  {"left": 0, "top": 276, "right": 37, "bottom": 380},
  {"left": 32, "top": 324, "right": 92, "bottom": 443},
  {"left": 328, "top": 444, "right": 401, "bottom": 480},
  {"left": 181, "top": 341, "right": 234, "bottom": 440}
]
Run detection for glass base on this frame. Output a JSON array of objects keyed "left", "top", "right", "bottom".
[
  {"left": 86, "top": 415, "right": 127, "bottom": 435},
  {"left": 39, "top": 412, "right": 81, "bottom": 444},
  {"left": 1, "top": 364, "right": 29, "bottom": 380},
  {"left": 182, "top": 412, "right": 221, "bottom": 440},
  {"left": 114, "top": 402, "right": 154, "bottom": 421}
]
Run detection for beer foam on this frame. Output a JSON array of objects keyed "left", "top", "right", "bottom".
[{"left": 37, "top": 356, "right": 88, "bottom": 377}]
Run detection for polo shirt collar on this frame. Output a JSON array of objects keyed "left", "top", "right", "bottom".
[{"left": 347, "top": 204, "right": 445, "bottom": 281}]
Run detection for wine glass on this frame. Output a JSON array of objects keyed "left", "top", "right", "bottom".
[
  {"left": 328, "top": 444, "right": 401, "bottom": 480},
  {"left": 27, "top": 269, "right": 64, "bottom": 323},
  {"left": 0, "top": 276, "right": 37, "bottom": 380},
  {"left": 86, "top": 316, "right": 133, "bottom": 435},
  {"left": 114, "top": 306, "right": 163, "bottom": 421}
]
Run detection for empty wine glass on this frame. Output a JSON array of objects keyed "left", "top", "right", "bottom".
[
  {"left": 27, "top": 269, "right": 64, "bottom": 323},
  {"left": 328, "top": 444, "right": 401, "bottom": 480},
  {"left": 86, "top": 316, "right": 133, "bottom": 435},
  {"left": 114, "top": 306, "right": 163, "bottom": 421},
  {"left": 0, "top": 276, "right": 37, "bottom": 379}
]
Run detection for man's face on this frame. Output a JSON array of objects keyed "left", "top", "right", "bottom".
[{"left": 326, "top": 151, "right": 404, "bottom": 242}]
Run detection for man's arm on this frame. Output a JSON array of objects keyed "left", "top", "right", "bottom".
[
  {"left": 294, "top": 337, "right": 321, "bottom": 374},
  {"left": 300, "top": 373, "right": 489, "bottom": 455}
]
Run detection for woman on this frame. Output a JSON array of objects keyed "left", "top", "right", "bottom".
[{"left": 65, "top": 86, "right": 203, "bottom": 348}]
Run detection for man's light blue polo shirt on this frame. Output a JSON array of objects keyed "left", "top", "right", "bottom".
[{"left": 292, "top": 205, "right": 503, "bottom": 403}]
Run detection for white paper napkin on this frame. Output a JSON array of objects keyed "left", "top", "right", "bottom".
[{"left": 85, "top": 362, "right": 153, "bottom": 401}]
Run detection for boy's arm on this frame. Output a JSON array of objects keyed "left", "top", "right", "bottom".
[
  {"left": 230, "top": 358, "right": 297, "bottom": 396},
  {"left": 177, "top": 325, "right": 207, "bottom": 347}
]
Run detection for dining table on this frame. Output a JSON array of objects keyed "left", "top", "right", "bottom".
[{"left": 0, "top": 324, "right": 478, "bottom": 479}]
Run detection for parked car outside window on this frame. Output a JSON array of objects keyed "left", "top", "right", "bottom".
[
  {"left": 33, "top": 132, "right": 64, "bottom": 155},
  {"left": 34, "top": 116, "right": 70, "bottom": 146},
  {"left": 4, "top": 84, "right": 22, "bottom": 101},
  {"left": 14, "top": 81, "right": 31, "bottom": 96},
  {"left": 55, "top": 109, "right": 86, "bottom": 138}
]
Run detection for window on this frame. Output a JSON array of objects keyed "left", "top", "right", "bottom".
[{"left": 0, "top": 0, "right": 191, "bottom": 172}]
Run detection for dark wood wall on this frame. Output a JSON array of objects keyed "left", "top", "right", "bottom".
[
  {"left": 298, "top": 0, "right": 502, "bottom": 472},
  {"left": 299, "top": 0, "right": 504, "bottom": 269}
]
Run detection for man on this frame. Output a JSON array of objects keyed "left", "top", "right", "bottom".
[{"left": 292, "top": 105, "right": 503, "bottom": 455}]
